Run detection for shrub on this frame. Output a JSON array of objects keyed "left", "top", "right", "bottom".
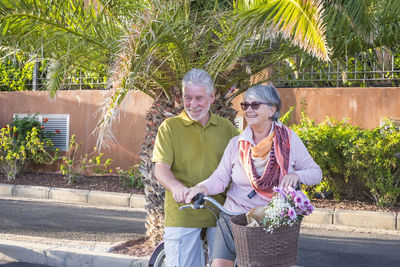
[
  {"left": 0, "top": 52, "right": 35, "bottom": 91},
  {"left": 60, "top": 135, "right": 113, "bottom": 184},
  {"left": 292, "top": 114, "right": 400, "bottom": 207},
  {"left": 0, "top": 122, "right": 58, "bottom": 180},
  {"left": 116, "top": 164, "right": 144, "bottom": 189},
  {"left": 292, "top": 115, "right": 366, "bottom": 200},
  {"left": 352, "top": 120, "right": 400, "bottom": 207}
]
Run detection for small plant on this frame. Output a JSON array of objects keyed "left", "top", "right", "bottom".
[
  {"left": 279, "top": 107, "right": 294, "bottom": 125},
  {"left": 0, "top": 124, "right": 58, "bottom": 180},
  {"left": 116, "top": 164, "right": 144, "bottom": 189},
  {"left": 60, "top": 134, "right": 113, "bottom": 184}
]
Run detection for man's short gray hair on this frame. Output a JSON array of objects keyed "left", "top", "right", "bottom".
[
  {"left": 244, "top": 84, "right": 281, "bottom": 121},
  {"left": 182, "top": 68, "right": 215, "bottom": 96}
]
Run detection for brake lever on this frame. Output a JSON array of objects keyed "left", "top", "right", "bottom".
[
  {"left": 179, "top": 204, "right": 205, "bottom": 210},
  {"left": 179, "top": 204, "right": 195, "bottom": 210}
]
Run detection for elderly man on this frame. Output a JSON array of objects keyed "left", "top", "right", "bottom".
[{"left": 152, "top": 68, "right": 238, "bottom": 267}]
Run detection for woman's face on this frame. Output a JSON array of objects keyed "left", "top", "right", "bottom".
[{"left": 243, "top": 96, "right": 276, "bottom": 127}]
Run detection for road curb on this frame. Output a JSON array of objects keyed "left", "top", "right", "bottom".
[
  {"left": 0, "top": 238, "right": 149, "bottom": 267},
  {"left": 334, "top": 209, "right": 397, "bottom": 230},
  {"left": 0, "top": 183, "right": 399, "bottom": 231}
]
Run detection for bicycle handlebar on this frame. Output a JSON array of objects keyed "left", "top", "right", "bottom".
[
  {"left": 179, "top": 193, "right": 242, "bottom": 216},
  {"left": 180, "top": 184, "right": 301, "bottom": 216}
]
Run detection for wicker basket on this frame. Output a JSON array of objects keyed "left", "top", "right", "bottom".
[{"left": 230, "top": 214, "right": 301, "bottom": 267}]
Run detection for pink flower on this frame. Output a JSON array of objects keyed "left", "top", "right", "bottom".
[
  {"left": 287, "top": 207, "right": 297, "bottom": 220},
  {"left": 294, "top": 196, "right": 303, "bottom": 207},
  {"left": 280, "top": 210, "right": 286, "bottom": 219},
  {"left": 273, "top": 187, "right": 286, "bottom": 198}
]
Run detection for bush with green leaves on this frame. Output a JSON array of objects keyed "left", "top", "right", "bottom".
[
  {"left": 0, "top": 121, "right": 58, "bottom": 180},
  {"left": 352, "top": 120, "right": 400, "bottom": 207},
  {"left": 292, "top": 115, "right": 366, "bottom": 200},
  {"left": 60, "top": 135, "right": 113, "bottom": 184},
  {"left": 291, "top": 114, "right": 400, "bottom": 207},
  {"left": 0, "top": 51, "right": 36, "bottom": 91},
  {"left": 116, "top": 164, "right": 144, "bottom": 190}
]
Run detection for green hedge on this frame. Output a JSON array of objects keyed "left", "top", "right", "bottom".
[{"left": 290, "top": 114, "right": 400, "bottom": 207}]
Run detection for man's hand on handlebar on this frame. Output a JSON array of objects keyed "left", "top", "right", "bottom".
[
  {"left": 172, "top": 185, "right": 188, "bottom": 203},
  {"left": 184, "top": 184, "right": 208, "bottom": 204}
]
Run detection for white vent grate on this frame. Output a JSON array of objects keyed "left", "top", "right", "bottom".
[
  {"left": 234, "top": 117, "right": 244, "bottom": 131},
  {"left": 13, "top": 114, "right": 70, "bottom": 151}
]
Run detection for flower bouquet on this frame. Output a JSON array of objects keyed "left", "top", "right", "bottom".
[
  {"left": 230, "top": 187, "right": 314, "bottom": 267},
  {"left": 246, "top": 186, "right": 314, "bottom": 232}
]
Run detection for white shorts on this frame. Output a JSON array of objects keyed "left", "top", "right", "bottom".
[{"left": 163, "top": 226, "right": 216, "bottom": 267}]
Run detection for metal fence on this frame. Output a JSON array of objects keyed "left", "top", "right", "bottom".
[
  {"left": 275, "top": 51, "right": 400, "bottom": 88},
  {"left": 3, "top": 51, "right": 400, "bottom": 90},
  {"left": 28, "top": 73, "right": 107, "bottom": 91}
]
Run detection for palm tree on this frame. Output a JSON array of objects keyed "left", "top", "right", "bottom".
[
  {"left": 96, "top": 0, "right": 330, "bottom": 245},
  {"left": 0, "top": 0, "right": 129, "bottom": 95},
  {"left": 0, "top": 0, "right": 331, "bottom": 245}
]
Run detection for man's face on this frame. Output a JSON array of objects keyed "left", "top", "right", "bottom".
[{"left": 183, "top": 83, "right": 215, "bottom": 126}]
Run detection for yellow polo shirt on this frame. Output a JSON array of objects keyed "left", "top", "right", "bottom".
[{"left": 152, "top": 111, "right": 239, "bottom": 227}]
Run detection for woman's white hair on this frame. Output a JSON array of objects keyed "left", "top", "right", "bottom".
[{"left": 244, "top": 84, "right": 281, "bottom": 121}]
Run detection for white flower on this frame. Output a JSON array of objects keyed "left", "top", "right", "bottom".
[{"left": 259, "top": 187, "right": 314, "bottom": 232}]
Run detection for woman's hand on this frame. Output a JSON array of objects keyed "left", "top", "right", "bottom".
[
  {"left": 280, "top": 172, "right": 300, "bottom": 188},
  {"left": 184, "top": 184, "right": 208, "bottom": 204}
]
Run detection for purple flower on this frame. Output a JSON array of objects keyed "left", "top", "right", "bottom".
[
  {"left": 294, "top": 195, "right": 303, "bottom": 207},
  {"left": 287, "top": 207, "right": 297, "bottom": 220},
  {"left": 280, "top": 210, "right": 286, "bottom": 219},
  {"left": 273, "top": 187, "right": 286, "bottom": 198},
  {"left": 305, "top": 205, "right": 314, "bottom": 215}
]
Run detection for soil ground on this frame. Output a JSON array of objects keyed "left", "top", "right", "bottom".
[{"left": 1, "top": 171, "right": 399, "bottom": 257}]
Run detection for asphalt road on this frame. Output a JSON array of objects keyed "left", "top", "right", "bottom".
[
  {"left": 0, "top": 198, "right": 146, "bottom": 242},
  {"left": 298, "top": 226, "right": 400, "bottom": 266},
  {"left": 1, "top": 198, "right": 400, "bottom": 267}
]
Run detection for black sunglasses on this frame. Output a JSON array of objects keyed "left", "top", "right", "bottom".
[{"left": 240, "top": 101, "right": 268, "bottom": 111}]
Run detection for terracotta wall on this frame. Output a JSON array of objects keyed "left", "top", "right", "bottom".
[
  {"left": 0, "top": 90, "right": 153, "bottom": 170},
  {"left": 232, "top": 87, "right": 400, "bottom": 129},
  {"left": 1, "top": 87, "right": 399, "bottom": 172}
]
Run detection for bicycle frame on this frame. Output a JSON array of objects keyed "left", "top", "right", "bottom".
[{"left": 148, "top": 194, "right": 241, "bottom": 267}]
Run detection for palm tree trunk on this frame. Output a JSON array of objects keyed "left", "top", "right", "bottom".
[{"left": 138, "top": 94, "right": 181, "bottom": 246}]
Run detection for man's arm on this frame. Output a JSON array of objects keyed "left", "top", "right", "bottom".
[{"left": 154, "top": 162, "right": 187, "bottom": 203}]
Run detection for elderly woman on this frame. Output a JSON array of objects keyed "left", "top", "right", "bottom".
[{"left": 185, "top": 84, "right": 322, "bottom": 267}]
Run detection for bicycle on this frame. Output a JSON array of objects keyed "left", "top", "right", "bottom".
[{"left": 148, "top": 193, "right": 242, "bottom": 267}]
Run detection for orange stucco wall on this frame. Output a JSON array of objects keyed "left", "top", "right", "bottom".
[
  {"left": 232, "top": 87, "right": 400, "bottom": 128},
  {"left": 1, "top": 87, "right": 399, "bottom": 172},
  {"left": 0, "top": 90, "right": 153, "bottom": 170}
]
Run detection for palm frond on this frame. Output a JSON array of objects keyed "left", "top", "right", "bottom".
[
  {"left": 233, "top": 0, "right": 330, "bottom": 61},
  {"left": 0, "top": 0, "right": 123, "bottom": 95},
  {"left": 326, "top": 0, "right": 376, "bottom": 44},
  {"left": 46, "top": 59, "right": 66, "bottom": 98}
]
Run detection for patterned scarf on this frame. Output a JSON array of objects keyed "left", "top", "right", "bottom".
[{"left": 239, "top": 123, "right": 291, "bottom": 200}]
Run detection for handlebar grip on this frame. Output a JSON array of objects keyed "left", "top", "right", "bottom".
[
  {"left": 295, "top": 183, "right": 301, "bottom": 191},
  {"left": 193, "top": 193, "right": 205, "bottom": 209}
]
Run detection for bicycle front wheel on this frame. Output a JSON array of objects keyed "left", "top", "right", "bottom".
[
  {"left": 149, "top": 242, "right": 166, "bottom": 267},
  {"left": 152, "top": 249, "right": 165, "bottom": 267}
]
